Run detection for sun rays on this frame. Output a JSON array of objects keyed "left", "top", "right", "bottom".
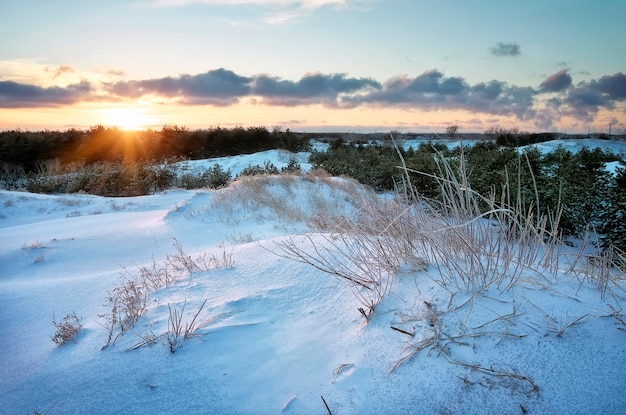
[{"left": 101, "top": 107, "right": 158, "bottom": 131}]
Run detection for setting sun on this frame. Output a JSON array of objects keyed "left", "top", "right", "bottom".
[{"left": 101, "top": 107, "right": 158, "bottom": 131}]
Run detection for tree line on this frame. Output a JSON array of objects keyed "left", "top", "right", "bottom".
[
  {"left": 1, "top": 125, "right": 625, "bottom": 250},
  {"left": 0, "top": 125, "right": 310, "bottom": 174}
]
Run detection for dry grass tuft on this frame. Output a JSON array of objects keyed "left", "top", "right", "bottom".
[
  {"left": 205, "top": 171, "right": 380, "bottom": 227},
  {"left": 99, "top": 239, "right": 234, "bottom": 348},
  {"left": 166, "top": 299, "right": 227, "bottom": 352},
  {"left": 128, "top": 300, "right": 229, "bottom": 352},
  {"left": 51, "top": 311, "right": 82, "bottom": 345}
]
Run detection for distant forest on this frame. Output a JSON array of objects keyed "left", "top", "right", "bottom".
[
  {"left": 1, "top": 125, "right": 623, "bottom": 174},
  {"left": 0, "top": 125, "right": 310, "bottom": 173}
]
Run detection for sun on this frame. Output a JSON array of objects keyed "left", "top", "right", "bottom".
[{"left": 101, "top": 107, "right": 157, "bottom": 130}]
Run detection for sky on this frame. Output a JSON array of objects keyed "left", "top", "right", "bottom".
[{"left": 0, "top": 0, "right": 625, "bottom": 133}]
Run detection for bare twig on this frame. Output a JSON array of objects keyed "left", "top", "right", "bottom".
[
  {"left": 443, "top": 356, "right": 539, "bottom": 393},
  {"left": 391, "top": 326, "right": 414, "bottom": 337},
  {"left": 320, "top": 396, "right": 332, "bottom": 415}
]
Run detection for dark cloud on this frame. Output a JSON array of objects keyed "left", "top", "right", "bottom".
[
  {"left": 346, "top": 70, "right": 536, "bottom": 121},
  {"left": 471, "top": 81, "right": 503, "bottom": 100},
  {"left": 252, "top": 72, "right": 380, "bottom": 106},
  {"left": 470, "top": 84, "right": 537, "bottom": 120},
  {"left": 106, "top": 68, "right": 252, "bottom": 105},
  {"left": 2, "top": 68, "right": 625, "bottom": 129},
  {"left": 106, "top": 69, "right": 379, "bottom": 107},
  {"left": 566, "top": 86, "right": 607, "bottom": 107},
  {"left": 562, "top": 87, "right": 604, "bottom": 122},
  {"left": 592, "top": 72, "right": 626, "bottom": 99},
  {"left": 533, "top": 112, "right": 557, "bottom": 130},
  {"left": 539, "top": 69, "right": 572, "bottom": 93},
  {"left": 0, "top": 80, "right": 92, "bottom": 108},
  {"left": 561, "top": 72, "right": 626, "bottom": 121},
  {"left": 489, "top": 42, "right": 521, "bottom": 57},
  {"left": 407, "top": 70, "right": 466, "bottom": 95},
  {"left": 347, "top": 70, "right": 467, "bottom": 107}
]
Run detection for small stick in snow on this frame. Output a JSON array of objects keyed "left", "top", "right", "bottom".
[
  {"left": 321, "top": 395, "right": 332, "bottom": 415},
  {"left": 358, "top": 307, "right": 369, "bottom": 320},
  {"left": 390, "top": 326, "right": 414, "bottom": 337}
]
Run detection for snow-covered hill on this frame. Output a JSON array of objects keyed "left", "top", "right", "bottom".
[{"left": 1, "top": 141, "right": 625, "bottom": 414}]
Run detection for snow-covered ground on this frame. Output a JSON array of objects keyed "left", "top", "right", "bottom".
[
  {"left": 1, "top": 140, "right": 625, "bottom": 414},
  {"left": 401, "top": 136, "right": 626, "bottom": 174},
  {"left": 402, "top": 136, "right": 626, "bottom": 157}
]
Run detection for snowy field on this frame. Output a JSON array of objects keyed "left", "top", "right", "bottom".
[
  {"left": 403, "top": 136, "right": 626, "bottom": 154},
  {"left": 1, "top": 139, "right": 625, "bottom": 414}
]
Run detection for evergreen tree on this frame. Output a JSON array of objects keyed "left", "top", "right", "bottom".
[{"left": 598, "top": 167, "right": 626, "bottom": 252}]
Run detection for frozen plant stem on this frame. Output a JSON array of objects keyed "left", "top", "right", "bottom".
[{"left": 51, "top": 311, "right": 82, "bottom": 345}]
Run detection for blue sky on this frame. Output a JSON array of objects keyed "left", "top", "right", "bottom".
[{"left": 0, "top": 0, "right": 625, "bottom": 133}]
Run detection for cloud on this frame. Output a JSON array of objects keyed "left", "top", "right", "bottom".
[
  {"left": 147, "top": 0, "right": 347, "bottom": 7},
  {"left": 106, "top": 68, "right": 252, "bottom": 105},
  {"left": 470, "top": 84, "right": 536, "bottom": 120},
  {"left": 262, "top": 9, "right": 304, "bottom": 24},
  {"left": 45, "top": 65, "right": 75, "bottom": 79},
  {"left": 145, "top": 0, "right": 353, "bottom": 24},
  {"left": 102, "top": 69, "right": 126, "bottom": 77},
  {"left": 470, "top": 80, "right": 503, "bottom": 100},
  {"left": 2, "top": 68, "right": 625, "bottom": 129},
  {"left": 562, "top": 88, "right": 605, "bottom": 122},
  {"left": 539, "top": 69, "right": 572, "bottom": 93},
  {"left": 591, "top": 72, "right": 626, "bottom": 100},
  {"left": 107, "top": 70, "right": 379, "bottom": 107},
  {"left": 489, "top": 42, "right": 521, "bottom": 57},
  {"left": 347, "top": 70, "right": 466, "bottom": 106},
  {"left": 561, "top": 72, "right": 626, "bottom": 121},
  {"left": 345, "top": 70, "right": 536, "bottom": 120},
  {"left": 0, "top": 80, "right": 92, "bottom": 108},
  {"left": 146, "top": 0, "right": 349, "bottom": 14},
  {"left": 252, "top": 72, "right": 380, "bottom": 106}
]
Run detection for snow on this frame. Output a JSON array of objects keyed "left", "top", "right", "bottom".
[
  {"left": 526, "top": 137, "right": 626, "bottom": 157},
  {"left": 1, "top": 140, "right": 625, "bottom": 414},
  {"left": 172, "top": 148, "right": 317, "bottom": 178}
]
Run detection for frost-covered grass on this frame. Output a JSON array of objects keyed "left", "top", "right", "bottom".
[{"left": 0, "top": 140, "right": 625, "bottom": 414}]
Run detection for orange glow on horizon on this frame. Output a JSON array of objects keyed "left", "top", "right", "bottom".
[
  {"left": 1, "top": 100, "right": 624, "bottom": 135},
  {"left": 100, "top": 107, "right": 159, "bottom": 131},
  {"left": 60, "top": 125, "right": 154, "bottom": 164}
]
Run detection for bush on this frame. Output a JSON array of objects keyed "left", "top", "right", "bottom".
[
  {"left": 51, "top": 311, "right": 82, "bottom": 345},
  {"left": 100, "top": 239, "right": 235, "bottom": 348},
  {"left": 281, "top": 158, "right": 302, "bottom": 174},
  {"left": 598, "top": 167, "right": 626, "bottom": 251},
  {"left": 238, "top": 161, "right": 280, "bottom": 177},
  {"left": 203, "top": 164, "right": 232, "bottom": 188}
]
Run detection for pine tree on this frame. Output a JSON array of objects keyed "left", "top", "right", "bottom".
[{"left": 598, "top": 167, "right": 626, "bottom": 252}]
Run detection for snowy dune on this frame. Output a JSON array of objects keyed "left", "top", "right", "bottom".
[{"left": 1, "top": 140, "right": 625, "bottom": 414}]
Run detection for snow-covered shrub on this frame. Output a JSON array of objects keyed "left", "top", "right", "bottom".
[
  {"left": 100, "top": 239, "right": 234, "bottom": 348},
  {"left": 238, "top": 160, "right": 280, "bottom": 177},
  {"left": 203, "top": 163, "right": 232, "bottom": 188},
  {"left": 165, "top": 300, "right": 222, "bottom": 353},
  {"left": 281, "top": 158, "right": 301, "bottom": 173},
  {"left": 51, "top": 311, "right": 82, "bottom": 345}
]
